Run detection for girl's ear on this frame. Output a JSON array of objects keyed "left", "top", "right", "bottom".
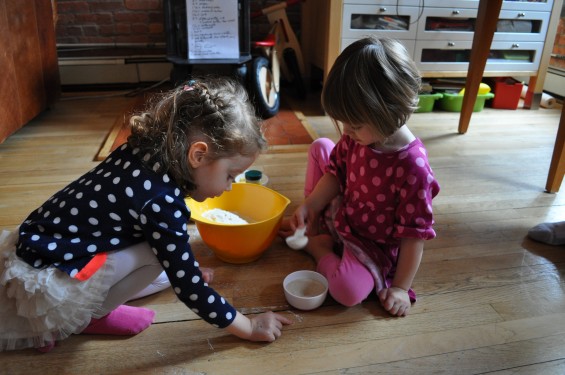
[{"left": 187, "top": 141, "right": 209, "bottom": 168}]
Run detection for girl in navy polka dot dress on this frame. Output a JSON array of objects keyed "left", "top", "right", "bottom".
[
  {"left": 281, "top": 37, "right": 440, "bottom": 317},
  {"left": 0, "top": 76, "right": 292, "bottom": 352}
]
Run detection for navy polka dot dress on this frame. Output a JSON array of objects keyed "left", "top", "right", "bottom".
[{"left": 16, "top": 144, "right": 236, "bottom": 328}]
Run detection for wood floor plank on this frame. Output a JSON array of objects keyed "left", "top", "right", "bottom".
[
  {"left": 485, "top": 358, "right": 565, "bottom": 375},
  {"left": 329, "top": 333, "right": 565, "bottom": 375},
  {"left": 0, "top": 304, "right": 504, "bottom": 375},
  {"left": 120, "top": 313, "right": 565, "bottom": 375}
]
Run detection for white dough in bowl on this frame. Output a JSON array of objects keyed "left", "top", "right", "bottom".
[{"left": 202, "top": 208, "right": 248, "bottom": 224}]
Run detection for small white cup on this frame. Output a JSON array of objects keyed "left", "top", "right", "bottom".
[{"left": 283, "top": 270, "right": 328, "bottom": 310}]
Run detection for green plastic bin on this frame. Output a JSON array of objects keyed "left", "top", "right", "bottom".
[
  {"left": 415, "top": 93, "right": 443, "bottom": 113},
  {"left": 438, "top": 92, "right": 495, "bottom": 112}
]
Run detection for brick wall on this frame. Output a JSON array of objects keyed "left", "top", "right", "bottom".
[
  {"left": 56, "top": 0, "right": 165, "bottom": 44},
  {"left": 55, "top": 0, "right": 301, "bottom": 46}
]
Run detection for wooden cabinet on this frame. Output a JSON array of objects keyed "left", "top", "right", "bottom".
[
  {"left": 302, "top": 0, "right": 562, "bottom": 103},
  {"left": 0, "top": 0, "right": 60, "bottom": 143}
]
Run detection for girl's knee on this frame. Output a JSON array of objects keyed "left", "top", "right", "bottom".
[
  {"left": 318, "top": 251, "right": 375, "bottom": 307},
  {"left": 328, "top": 279, "right": 372, "bottom": 307},
  {"left": 322, "top": 265, "right": 374, "bottom": 307},
  {"left": 305, "top": 138, "right": 335, "bottom": 197},
  {"left": 309, "top": 138, "right": 334, "bottom": 160}
]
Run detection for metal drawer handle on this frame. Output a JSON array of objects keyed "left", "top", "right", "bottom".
[
  {"left": 452, "top": 10, "right": 460, "bottom": 15},
  {"left": 448, "top": 42, "right": 455, "bottom": 47},
  {"left": 517, "top": 12, "right": 526, "bottom": 17},
  {"left": 379, "top": 7, "right": 387, "bottom": 12},
  {"left": 512, "top": 43, "right": 520, "bottom": 48}
]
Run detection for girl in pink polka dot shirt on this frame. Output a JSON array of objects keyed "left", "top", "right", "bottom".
[{"left": 282, "top": 37, "right": 440, "bottom": 317}]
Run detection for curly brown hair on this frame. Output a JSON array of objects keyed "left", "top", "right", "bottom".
[
  {"left": 127, "top": 76, "right": 267, "bottom": 195},
  {"left": 322, "top": 37, "right": 421, "bottom": 138}
]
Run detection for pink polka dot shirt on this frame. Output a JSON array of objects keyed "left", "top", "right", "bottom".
[{"left": 327, "top": 135, "right": 440, "bottom": 282}]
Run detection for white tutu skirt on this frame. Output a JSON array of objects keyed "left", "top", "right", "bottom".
[{"left": 0, "top": 229, "right": 116, "bottom": 351}]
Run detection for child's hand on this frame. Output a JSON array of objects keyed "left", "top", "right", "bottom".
[
  {"left": 377, "top": 287, "right": 411, "bottom": 317},
  {"left": 279, "top": 204, "right": 312, "bottom": 239},
  {"left": 227, "top": 311, "right": 293, "bottom": 342},
  {"left": 290, "top": 203, "right": 321, "bottom": 237},
  {"left": 248, "top": 312, "right": 293, "bottom": 342},
  {"left": 278, "top": 217, "right": 295, "bottom": 238},
  {"left": 200, "top": 267, "right": 214, "bottom": 283}
]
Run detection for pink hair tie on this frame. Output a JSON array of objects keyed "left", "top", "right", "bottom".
[{"left": 183, "top": 79, "right": 197, "bottom": 92}]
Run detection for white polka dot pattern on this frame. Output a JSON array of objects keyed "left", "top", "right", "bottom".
[{"left": 16, "top": 143, "right": 236, "bottom": 328}]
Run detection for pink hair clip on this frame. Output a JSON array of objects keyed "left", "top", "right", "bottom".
[{"left": 183, "top": 79, "right": 197, "bottom": 92}]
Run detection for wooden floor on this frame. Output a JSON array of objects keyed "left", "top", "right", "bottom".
[{"left": 1, "top": 88, "right": 564, "bottom": 374}]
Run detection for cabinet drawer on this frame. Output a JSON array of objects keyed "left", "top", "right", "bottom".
[
  {"left": 414, "top": 40, "right": 543, "bottom": 72},
  {"left": 417, "top": 8, "right": 550, "bottom": 42},
  {"left": 341, "top": 38, "right": 415, "bottom": 56},
  {"left": 343, "top": 0, "right": 421, "bottom": 5},
  {"left": 422, "top": 0, "right": 553, "bottom": 12},
  {"left": 500, "top": 0, "right": 553, "bottom": 11},
  {"left": 341, "top": 4, "right": 421, "bottom": 40},
  {"left": 416, "top": 7, "right": 478, "bottom": 41},
  {"left": 495, "top": 10, "right": 550, "bottom": 42}
]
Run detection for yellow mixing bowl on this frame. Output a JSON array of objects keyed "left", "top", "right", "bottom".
[{"left": 185, "top": 183, "right": 291, "bottom": 264}]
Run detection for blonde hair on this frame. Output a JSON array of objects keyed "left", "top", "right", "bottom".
[
  {"left": 128, "top": 76, "right": 266, "bottom": 195},
  {"left": 322, "top": 37, "right": 421, "bottom": 138}
]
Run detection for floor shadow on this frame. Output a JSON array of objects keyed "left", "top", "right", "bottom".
[{"left": 521, "top": 235, "right": 565, "bottom": 280}]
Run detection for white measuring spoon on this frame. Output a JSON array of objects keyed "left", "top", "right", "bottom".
[{"left": 285, "top": 227, "right": 308, "bottom": 250}]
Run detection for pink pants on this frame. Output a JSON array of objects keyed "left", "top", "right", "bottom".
[{"left": 306, "top": 138, "right": 375, "bottom": 306}]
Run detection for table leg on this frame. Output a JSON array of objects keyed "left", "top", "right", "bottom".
[
  {"left": 458, "top": 0, "right": 502, "bottom": 134},
  {"left": 545, "top": 104, "right": 565, "bottom": 193}
]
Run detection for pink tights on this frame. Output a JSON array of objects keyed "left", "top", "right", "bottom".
[
  {"left": 306, "top": 138, "right": 375, "bottom": 306},
  {"left": 38, "top": 243, "right": 163, "bottom": 352},
  {"left": 304, "top": 138, "right": 335, "bottom": 197},
  {"left": 317, "top": 248, "right": 375, "bottom": 306}
]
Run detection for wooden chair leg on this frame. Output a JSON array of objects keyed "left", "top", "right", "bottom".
[
  {"left": 458, "top": 0, "right": 502, "bottom": 134},
  {"left": 545, "top": 103, "right": 565, "bottom": 193}
]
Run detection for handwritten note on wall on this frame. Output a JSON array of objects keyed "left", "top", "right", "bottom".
[{"left": 186, "top": 0, "right": 240, "bottom": 60}]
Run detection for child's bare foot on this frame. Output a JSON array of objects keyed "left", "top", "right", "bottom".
[
  {"left": 303, "top": 234, "right": 334, "bottom": 262},
  {"left": 378, "top": 287, "right": 411, "bottom": 317}
]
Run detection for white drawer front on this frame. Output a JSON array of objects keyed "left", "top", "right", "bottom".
[
  {"left": 416, "top": 8, "right": 550, "bottom": 42},
  {"left": 494, "top": 10, "right": 550, "bottom": 42},
  {"left": 501, "top": 0, "right": 553, "bottom": 12},
  {"left": 416, "top": 7, "right": 478, "bottom": 41},
  {"left": 342, "top": 4, "right": 421, "bottom": 40},
  {"left": 414, "top": 40, "right": 544, "bottom": 72},
  {"left": 422, "top": 0, "right": 553, "bottom": 12},
  {"left": 343, "top": 0, "right": 422, "bottom": 5}
]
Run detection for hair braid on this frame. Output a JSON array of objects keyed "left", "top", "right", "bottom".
[{"left": 127, "top": 75, "right": 267, "bottom": 196}]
